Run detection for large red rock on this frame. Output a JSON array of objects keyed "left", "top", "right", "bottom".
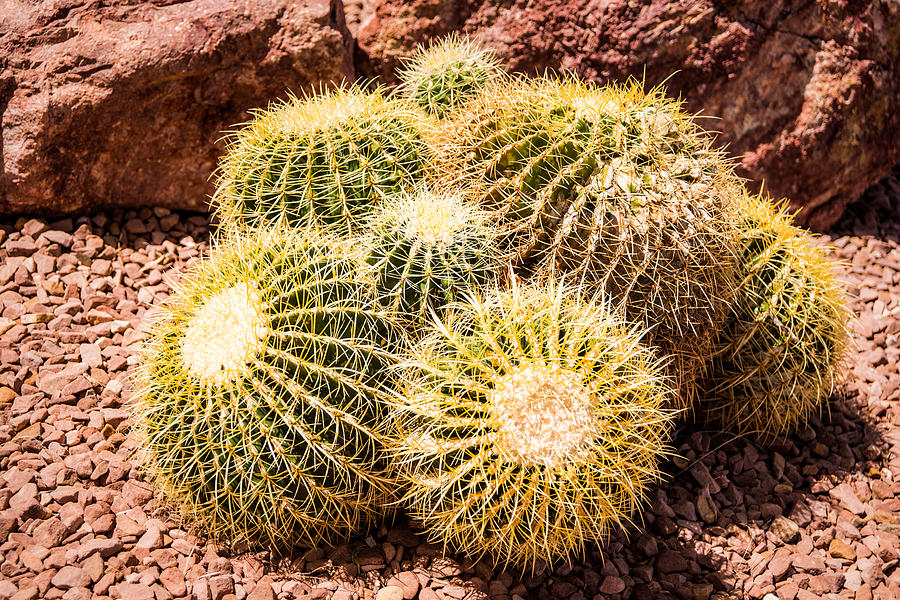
[
  {"left": 0, "top": 0, "right": 353, "bottom": 216},
  {"left": 358, "top": 0, "right": 900, "bottom": 229}
]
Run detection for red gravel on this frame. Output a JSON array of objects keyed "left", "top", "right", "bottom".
[{"left": 1, "top": 171, "right": 900, "bottom": 600}]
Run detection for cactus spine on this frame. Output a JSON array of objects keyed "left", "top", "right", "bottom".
[
  {"left": 132, "top": 227, "right": 402, "bottom": 548},
  {"left": 391, "top": 281, "right": 674, "bottom": 569},
  {"left": 214, "top": 87, "right": 431, "bottom": 234},
  {"left": 698, "top": 193, "right": 851, "bottom": 436},
  {"left": 398, "top": 34, "right": 503, "bottom": 117},
  {"left": 364, "top": 187, "right": 503, "bottom": 323}
]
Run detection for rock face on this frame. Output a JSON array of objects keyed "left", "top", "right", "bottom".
[
  {"left": 2, "top": 0, "right": 896, "bottom": 227},
  {"left": 357, "top": 0, "right": 900, "bottom": 229},
  {"left": 0, "top": 0, "right": 354, "bottom": 216}
]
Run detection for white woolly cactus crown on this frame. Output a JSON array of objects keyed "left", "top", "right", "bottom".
[
  {"left": 179, "top": 281, "right": 267, "bottom": 384},
  {"left": 397, "top": 188, "right": 476, "bottom": 245},
  {"left": 488, "top": 363, "right": 600, "bottom": 469}
]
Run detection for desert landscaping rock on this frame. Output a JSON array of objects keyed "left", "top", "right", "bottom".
[
  {"left": 769, "top": 517, "right": 802, "bottom": 545},
  {"left": 1, "top": 0, "right": 896, "bottom": 232},
  {"left": 376, "top": 585, "right": 405, "bottom": 600},
  {"left": 0, "top": 0, "right": 354, "bottom": 217},
  {"left": 1, "top": 173, "right": 900, "bottom": 599},
  {"left": 51, "top": 565, "right": 90, "bottom": 590}
]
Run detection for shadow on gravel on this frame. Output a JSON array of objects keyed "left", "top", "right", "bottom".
[
  {"left": 625, "top": 391, "right": 891, "bottom": 600},
  {"left": 829, "top": 166, "right": 900, "bottom": 246}
]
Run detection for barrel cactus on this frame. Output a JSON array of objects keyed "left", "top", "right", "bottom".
[
  {"left": 214, "top": 86, "right": 432, "bottom": 234},
  {"left": 131, "top": 227, "right": 402, "bottom": 548},
  {"left": 698, "top": 193, "right": 851, "bottom": 436},
  {"left": 364, "top": 187, "right": 503, "bottom": 324},
  {"left": 398, "top": 34, "right": 503, "bottom": 117},
  {"left": 439, "top": 76, "right": 740, "bottom": 406},
  {"left": 390, "top": 281, "right": 674, "bottom": 569}
]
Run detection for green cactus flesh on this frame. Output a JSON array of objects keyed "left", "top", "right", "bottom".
[
  {"left": 398, "top": 34, "right": 503, "bottom": 116},
  {"left": 391, "top": 281, "right": 674, "bottom": 569},
  {"left": 214, "top": 88, "right": 431, "bottom": 234},
  {"left": 132, "top": 228, "right": 402, "bottom": 548},
  {"left": 698, "top": 194, "right": 851, "bottom": 436},
  {"left": 365, "top": 188, "right": 502, "bottom": 323}
]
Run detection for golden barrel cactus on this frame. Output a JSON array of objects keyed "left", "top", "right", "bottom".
[
  {"left": 131, "top": 227, "right": 403, "bottom": 548},
  {"left": 437, "top": 76, "right": 741, "bottom": 407},
  {"left": 214, "top": 87, "right": 432, "bottom": 234},
  {"left": 698, "top": 193, "right": 851, "bottom": 436},
  {"left": 390, "top": 280, "right": 674, "bottom": 569}
]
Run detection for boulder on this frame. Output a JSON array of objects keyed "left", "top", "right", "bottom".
[
  {"left": 358, "top": 0, "right": 900, "bottom": 229},
  {"left": 0, "top": 0, "right": 354, "bottom": 216}
]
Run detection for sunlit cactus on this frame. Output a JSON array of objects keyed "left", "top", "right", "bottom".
[
  {"left": 398, "top": 34, "right": 503, "bottom": 117},
  {"left": 214, "top": 86, "right": 432, "bottom": 234},
  {"left": 364, "top": 187, "right": 503, "bottom": 324},
  {"left": 131, "top": 226, "right": 403, "bottom": 548},
  {"left": 698, "top": 193, "right": 851, "bottom": 436},
  {"left": 438, "top": 76, "right": 740, "bottom": 407},
  {"left": 390, "top": 280, "right": 674, "bottom": 570}
]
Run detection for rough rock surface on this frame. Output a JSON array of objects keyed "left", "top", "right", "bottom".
[
  {"left": 0, "top": 169, "right": 899, "bottom": 599},
  {"left": 2, "top": 1, "right": 896, "bottom": 229},
  {"left": 357, "top": 0, "right": 900, "bottom": 229},
  {"left": 0, "top": 0, "right": 354, "bottom": 216}
]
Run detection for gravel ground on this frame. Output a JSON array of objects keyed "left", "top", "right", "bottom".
[{"left": 1, "top": 171, "right": 900, "bottom": 600}]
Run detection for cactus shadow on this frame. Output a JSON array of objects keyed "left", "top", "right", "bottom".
[{"left": 624, "top": 388, "right": 889, "bottom": 599}]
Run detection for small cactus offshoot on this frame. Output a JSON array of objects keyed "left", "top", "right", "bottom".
[
  {"left": 391, "top": 280, "right": 674, "bottom": 569},
  {"left": 364, "top": 187, "right": 503, "bottom": 323},
  {"left": 131, "top": 227, "right": 402, "bottom": 548},
  {"left": 214, "top": 87, "right": 431, "bottom": 234},
  {"left": 398, "top": 34, "right": 503, "bottom": 117},
  {"left": 698, "top": 193, "right": 851, "bottom": 436}
]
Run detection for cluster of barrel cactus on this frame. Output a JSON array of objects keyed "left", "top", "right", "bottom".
[{"left": 131, "top": 37, "right": 851, "bottom": 569}]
